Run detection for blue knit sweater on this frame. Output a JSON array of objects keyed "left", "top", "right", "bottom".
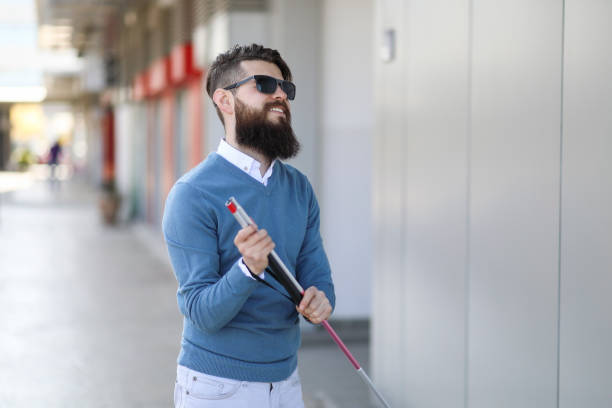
[{"left": 162, "top": 153, "right": 335, "bottom": 382}]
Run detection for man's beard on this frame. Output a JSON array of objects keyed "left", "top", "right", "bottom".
[{"left": 234, "top": 99, "right": 301, "bottom": 162}]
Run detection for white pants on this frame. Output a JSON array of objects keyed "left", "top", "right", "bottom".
[{"left": 174, "top": 365, "right": 305, "bottom": 408}]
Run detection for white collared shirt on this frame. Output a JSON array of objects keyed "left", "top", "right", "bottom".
[
  {"left": 217, "top": 139, "right": 275, "bottom": 186},
  {"left": 217, "top": 139, "right": 274, "bottom": 279}
]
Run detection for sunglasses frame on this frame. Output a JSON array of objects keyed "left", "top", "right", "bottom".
[{"left": 223, "top": 75, "right": 296, "bottom": 100}]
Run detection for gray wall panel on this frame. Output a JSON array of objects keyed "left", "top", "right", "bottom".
[
  {"left": 320, "top": 0, "right": 374, "bottom": 318},
  {"left": 373, "top": 0, "right": 612, "bottom": 406},
  {"left": 372, "top": 0, "right": 406, "bottom": 405},
  {"left": 400, "top": 0, "right": 469, "bottom": 406},
  {"left": 468, "top": 1, "right": 562, "bottom": 407},
  {"left": 560, "top": 1, "right": 612, "bottom": 406}
]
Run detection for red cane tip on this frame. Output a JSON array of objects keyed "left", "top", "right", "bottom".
[{"left": 226, "top": 201, "right": 237, "bottom": 213}]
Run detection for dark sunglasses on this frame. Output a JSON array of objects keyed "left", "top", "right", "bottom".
[{"left": 224, "top": 75, "right": 296, "bottom": 100}]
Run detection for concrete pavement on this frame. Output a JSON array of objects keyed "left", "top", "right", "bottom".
[{"left": 0, "top": 178, "right": 377, "bottom": 407}]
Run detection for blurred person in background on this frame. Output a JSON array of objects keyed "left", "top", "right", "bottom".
[
  {"left": 47, "top": 139, "right": 62, "bottom": 187},
  {"left": 162, "top": 44, "right": 335, "bottom": 408}
]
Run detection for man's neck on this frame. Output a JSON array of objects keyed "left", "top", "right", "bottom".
[{"left": 224, "top": 137, "right": 271, "bottom": 176}]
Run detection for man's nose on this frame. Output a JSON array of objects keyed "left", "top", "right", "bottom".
[{"left": 272, "top": 83, "right": 287, "bottom": 100}]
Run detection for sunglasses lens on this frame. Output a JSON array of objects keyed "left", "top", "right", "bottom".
[
  {"left": 255, "top": 76, "right": 296, "bottom": 100},
  {"left": 256, "top": 76, "right": 278, "bottom": 94},
  {"left": 281, "top": 82, "right": 296, "bottom": 100}
]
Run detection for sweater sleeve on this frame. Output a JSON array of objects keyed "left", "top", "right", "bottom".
[
  {"left": 295, "top": 183, "right": 336, "bottom": 311},
  {"left": 162, "top": 182, "right": 259, "bottom": 333}
]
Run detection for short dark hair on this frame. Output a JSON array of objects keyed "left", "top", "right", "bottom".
[{"left": 205, "top": 44, "right": 292, "bottom": 124}]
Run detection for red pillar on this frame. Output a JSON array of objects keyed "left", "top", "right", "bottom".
[
  {"left": 146, "top": 101, "right": 155, "bottom": 223},
  {"left": 102, "top": 107, "right": 115, "bottom": 183},
  {"left": 162, "top": 88, "right": 175, "bottom": 199},
  {"left": 188, "top": 75, "right": 204, "bottom": 169}
]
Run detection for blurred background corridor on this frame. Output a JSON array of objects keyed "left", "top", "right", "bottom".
[{"left": 1, "top": 0, "right": 611, "bottom": 407}]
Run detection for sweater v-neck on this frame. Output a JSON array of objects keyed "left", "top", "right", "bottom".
[{"left": 211, "top": 152, "right": 279, "bottom": 193}]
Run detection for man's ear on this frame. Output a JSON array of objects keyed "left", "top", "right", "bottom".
[{"left": 213, "top": 89, "right": 234, "bottom": 115}]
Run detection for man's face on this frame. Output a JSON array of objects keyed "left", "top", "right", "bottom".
[
  {"left": 233, "top": 60, "right": 291, "bottom": 123},
  {"left": 231, "top": 60, "right": 300, "bottom": 161}
]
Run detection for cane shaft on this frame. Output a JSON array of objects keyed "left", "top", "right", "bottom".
[{"left": 225, "top": 197, "right": 391, "bottom": 407}]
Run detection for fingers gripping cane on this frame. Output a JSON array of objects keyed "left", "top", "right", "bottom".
[{"left": 226, "top": 197, "right": 391, "bottom": 408}]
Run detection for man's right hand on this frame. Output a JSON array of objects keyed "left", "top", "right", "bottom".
[{"left": 233, "top": 224, "right": 275, "bottom": 275}]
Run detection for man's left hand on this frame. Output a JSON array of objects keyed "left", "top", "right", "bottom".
[{"left": 297, "top": 287, "right": 332, "bottom": 324}]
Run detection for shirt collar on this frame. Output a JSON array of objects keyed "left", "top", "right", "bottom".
[{"left": 217, "top": 139, "right": 275, "bottom": 185}]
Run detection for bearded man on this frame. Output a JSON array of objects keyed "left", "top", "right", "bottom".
[{"left": 162, "top": 44, "right": 335, "bottom": 408}]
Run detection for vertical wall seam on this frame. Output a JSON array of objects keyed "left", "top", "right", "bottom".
[
  {"left": 464, "top": 0, "right": 473, "bottom": 407},
  {"left": 556, "top": 1, "right": 566, "bottom": 407},
  {"left": 400, "top": 0, "right": 407, "bottom": 401}
]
